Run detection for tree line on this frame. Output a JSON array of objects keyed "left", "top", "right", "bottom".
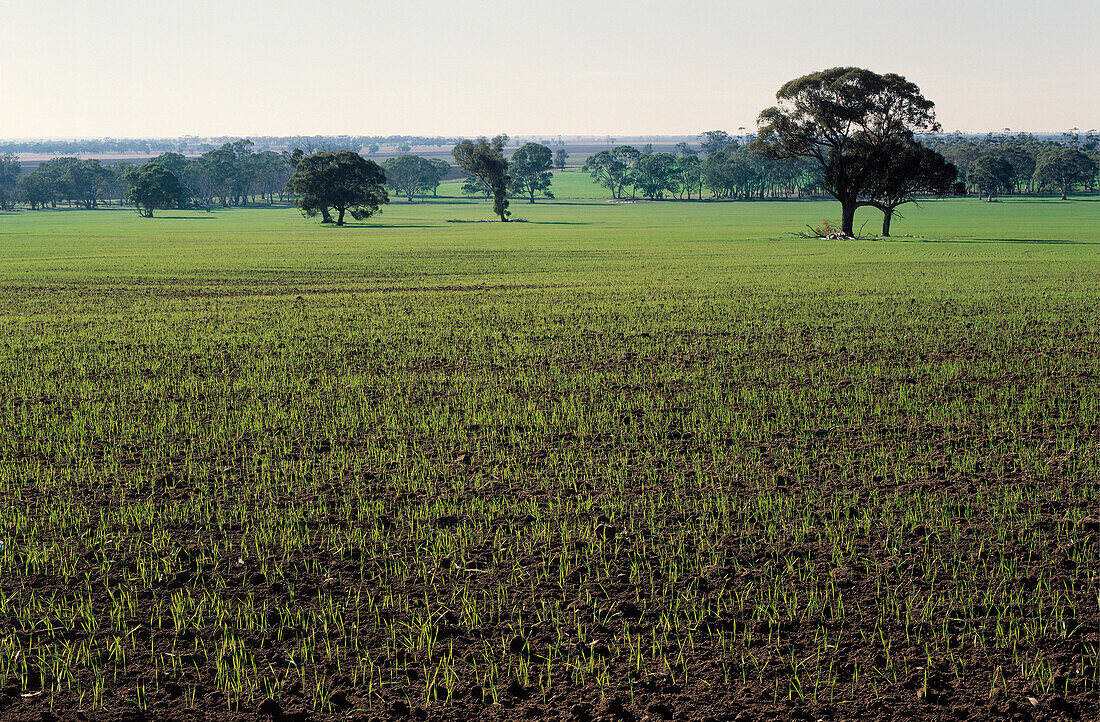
[
  {"left": 2, "top": 67, "right": 1097, "bottom": 233},
  {"left": 0, "top": 141, "right": 295, "bottom": 212},
  {"left": 0, "top": 135, "right": 460, "bottom": 156},
  {"left": 927, "top": 133, "right": 1099, "bottom": 200},
  {"left": 581, "top": 138, "right": 822, "bottom": 201},
  {"left": 0, "top": 137, "right": 562, "bottom": 222}
]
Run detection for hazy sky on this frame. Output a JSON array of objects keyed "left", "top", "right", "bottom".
[{"left": 2, "top": 0, "right": 1097, "bottom": 138}]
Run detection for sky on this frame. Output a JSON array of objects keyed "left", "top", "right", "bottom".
[{"left": 1, "top": 0, "right": 1097, "bottom": 139}]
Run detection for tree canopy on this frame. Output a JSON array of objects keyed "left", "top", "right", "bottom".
[
  {"left": 0, "top": 154, "right": 20, "bottom": 210},
  {"left": 554, "top": 148, "right": 568, "bottom": 172},
  {"left": 123, "top": 162, "right": 183, "bottom": 217},
  {"left": 699, "top": 131, "right": 734, "bottom": 156},
  {"left": 509, "top": 143, "right": 555, "bottom": 203},
  {"left": 631, "top": 153, "right": 679, "bottom": 199},
  {"left": 582, "top": 146, "right": 641, "bottom": 199},
  {"left": 861, "top": 133, "right": 956, "bottom": 235},
  {"left": 1033, "top": 146, "right": 1096, "bottom": 200},
  {"left": 383, "top": 155, "right": 447, "bottom": 202},
  {"left": 62, "top": 160, "right": 114, "bottom": 209},
  {"left": 967, "top": 155, "right": 1014, "bottom": 201},
  {"left": 285, "top": 151, "right": 388, "bottom": 226},
  {"left": 453, "top": 136, "right": 510, "bottom": 221},
  {"left": 756, "top": 67, "right": 940, "bottom": 235}
]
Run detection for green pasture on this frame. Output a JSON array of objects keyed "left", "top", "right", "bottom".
[{"left": 0, "top": 195, "right": 1095, "bottom": 293}]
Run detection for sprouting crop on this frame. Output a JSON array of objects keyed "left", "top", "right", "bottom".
[{"left": 0, "top": 199, "right": 1096, "bottom": 719}]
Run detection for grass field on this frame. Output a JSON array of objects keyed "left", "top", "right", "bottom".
[{"left": 0, "top": 194, "right": 1097, "bottom": 720}]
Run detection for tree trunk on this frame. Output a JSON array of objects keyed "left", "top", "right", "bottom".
[
  {"left": 321, "top": 206, "right": 334, "bottom": 223},
  {"left": 840, "top": 201, "right": 856, "bottom": 237},
  {"left": 493, "top": 189, "right": 508, "bottom": 221},
  {"left": 529, "top": 188, "right": 535, "bottom": 204},
  {"left": 881, "top": 209, "right": 892, "bottom": 237},
  {"left": 336, "top": 206, "right": 346, "bottom": 226},
  {"left": 1061, "top": 183, "right": 1068, "bottom": 200}
]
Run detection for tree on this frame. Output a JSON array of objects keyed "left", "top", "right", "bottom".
[
  {"left": 1033, "top": 145, "right": 1096, "bottom": 200},
  {"left": 699, "top": 131, "right": 734, "bottom": 156},
  {"left": 968, "top": 155, "right": 1013, "bottom": 201},
  {"left": 632, "top": 152, "right": 678, "bottom": 199},
  {"left": 582, "top": 150, "right": 624, "bottom": 199},
  {"left": 702, "top": 145, "right": 748, "bottom": 199},
  {"left": 149, "top": 153, "right": 193, "bottom": 206},
  {"left": 63, "top": 160, "right": 114, "bottom": 209},
  {"left": 0, "top": 154, "right": 20, "bottom": 210},
  {"left": 286, "top": 150, "right": 388, "bottom": 226},
  {"left": 611, "top": 146, "right": 642, "bottom": 198},
  {"left": 106, "top": 161, "right": 135, "bottom": 207},
  {"left": 554, "top": 148, "right": 568, "bottom": 172},
  {"left": 461, "top": 175, "right": 493, "bottom": 198},
  {"left": 426, "top": 159, "right": 450, "bottom": 196},
  {"left": 196, "top": 140, "right": 254, "bottom": 206},
  {"left": 675, "top": 155, "right": 704, "bottom": 199},
  {"left": 509, "top": 142, "right": 555, "bottom": 203},
  {"left": 123, "top": 162, "right": 183, "bottom": 217},
  {"left": 251, "top": 151, "right": 293, "bottom": 203},
  {"left": 582, "top": 146, "right": 640, "bottom": 199},
  {"left": 383, "top": 155, "right": 440, "bottom": 202},
  {"left": 756, "top": 67, "right": 940, "bottom": 236},
  {"left": 674, "top": 142, "right": 697, "bottom": 158},
  {"left": 16, "top": 172, "right": 52, "bottom": 210},
  {"left": 36, "top": 157, "right": 78, "bottom": 207},
  {"left": 282, "top": 148, "right": 306, "bottom": 171},
  {"left": 452, "top": 136, "right": 510, "bottom": 221},
  {"left": 862, "top": 134, "right": 956, "bottom": 236}
]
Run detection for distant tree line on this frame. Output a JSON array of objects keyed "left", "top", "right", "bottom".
[
  {"left": 4, "top": 141, "right": 296, "bottom": 211},
  {"left": 580, "top": 140, "right": 823, "bottom": 201},
  {"left": 0, "top": 135, "right": 460, "bottom": 156},
  {"left": 925, "top": 133, "right": 1099, "bottom": 200}
]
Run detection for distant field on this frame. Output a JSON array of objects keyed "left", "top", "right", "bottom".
[
  {"left": 439, "top": 169, "right": 613, "bottom": 199},
  {"left": 0, "top": 196, "right": 1096, "bottom": 720}
]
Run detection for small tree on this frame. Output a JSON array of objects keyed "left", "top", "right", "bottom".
[
  {"left": 427, "top": 159, "right": 450, "bottom": 196},
  {"left": 1033, "top": 145, "right": 1096, "bottom": 200},
  {"left": 968, "top": 155, "right": 1013, "bottom": 201},
  {"left": 509, "top": 142, "right": 555, "bottom": 203},
  {"left": 383, "top": 155, "right": 438, "bottom": 202},
  {"left": 64, "top": 160, "right": 114, "bottom": 209},
  {"left": 16, "top": 172, "right": 52, "bottom": 210},
  {"left": 632, "top": 152, "right": 678, "bottom": 199},
  {"left": 582, "top": 146, "right": 640, "bottom": 199},
  {"left": 124, "top": 163, "right": 183, "bottom": 217},
  {"left": 286, "top": 151, "right": 388, "bottom": 226},
  {"left": 863, "top": 134, "right": 956, "bottom": 236},
  {"left": 674, "top": 142, "right": 697, "bottom": 158},
  {"left": 554, "top": 148, "right": 568, "bottom": 172},
  {"left": 699, "top": 131, "right": 734, "bottom": 156},
  {"left": 676, "top": 155, "right": 704, "bottom": 199},
  {"left": 0, "top": 154, "right": 20, "bottom": 210},
  {"left": 453, "top": 136, "right": 510, "bottom": 221}
]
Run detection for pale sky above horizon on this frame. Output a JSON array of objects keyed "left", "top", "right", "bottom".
[{"left": 2, "top": 0, "right": 1097, "bottom": 139}]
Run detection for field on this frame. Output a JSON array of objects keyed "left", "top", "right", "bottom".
[{"left": 0, "top": 192, "right": 1097, "bottom": 721}]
